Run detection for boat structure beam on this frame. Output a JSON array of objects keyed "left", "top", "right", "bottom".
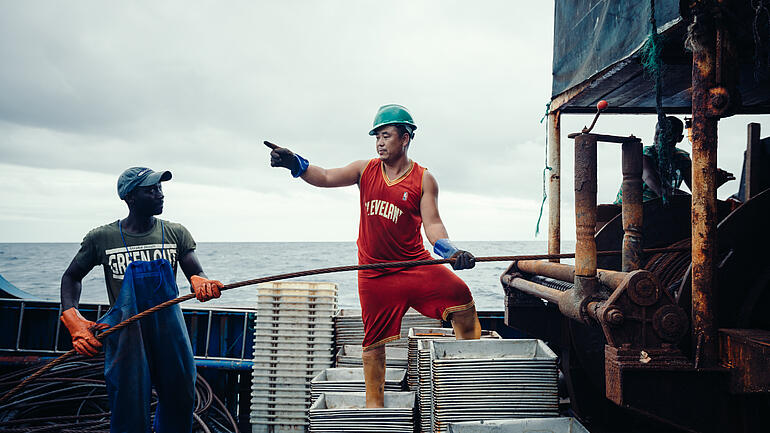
[
  {"left": 548, "top": 109, "right": 561, "bottom": 263},
  {"left": 689, "top": 0, "right": 735, "bottom": 369}
]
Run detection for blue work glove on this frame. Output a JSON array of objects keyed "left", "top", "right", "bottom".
[
  {"left": 434, "top": 238, "right": 475, "bottom": 270},
  {"left": 265, "top": 141, "right": 309, "bottom": 178}
]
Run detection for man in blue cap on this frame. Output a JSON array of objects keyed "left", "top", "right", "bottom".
[{"left": 60, "top": 167, "right": 223, "bottom": 433}]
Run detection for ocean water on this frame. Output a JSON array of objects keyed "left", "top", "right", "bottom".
[{"left": 0, "top": 241, "right": 574, "bottom": 310}]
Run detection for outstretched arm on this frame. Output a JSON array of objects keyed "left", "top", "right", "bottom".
[
  {"left": 301, "top": 161, "right": 368, "bottom": 187},
  {"left": 420, "top": 172, "right": 475, "bottom": 270},
  {"left": 265, "top": 141, "right": 366, "bottom": 187}
]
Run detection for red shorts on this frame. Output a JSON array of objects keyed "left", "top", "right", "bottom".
[{"left": 358, "top": 265, "right": 475, "bottom": 349}]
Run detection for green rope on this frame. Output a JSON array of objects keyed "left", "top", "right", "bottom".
[
  {"left": 642, "top": 0, "right": 676, "bottom": 204},
  {"left": 535, "top": 102, "right": 552, "bottom": 236}
]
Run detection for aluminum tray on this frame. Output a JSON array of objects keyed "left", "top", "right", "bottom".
[{"left": 447, "top": 417, "right": 589, "bottom": 433}]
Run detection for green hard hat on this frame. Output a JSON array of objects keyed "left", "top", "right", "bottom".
[{"left": 368, "top": 104, "right": 417, "bottom": 136}]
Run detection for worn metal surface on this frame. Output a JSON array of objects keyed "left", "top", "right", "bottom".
[
  {"left": 548, "top": 110, "right": 562, "bottom": 263},
  {"left": 605, "top": 344, "right": 729, "bottom": 433},
  {"left": 585, "top": 270, "right": 688, "bottom": 348},
  {"left": 621, "top": 140, "right": 643, "bottom": 271},
  {"left": 515, "top": 260, "right": 575, "bottom": 284},
  {"left": 514, "top": 260, "right": 626, "bottom": 289},
  {"left": 505, "top": 276, "right": 565, "bottom": 306},
  {"left": 719, "top": 329, "right": 770, "bottom": 394},
  {"left": 690, "top": 0, "right": 721, "bottom": 368},
  {"left": 574, "top": 134, "right": 598, "bottom": 278}
]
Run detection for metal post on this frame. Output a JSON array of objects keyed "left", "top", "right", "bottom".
[
  {"left": 621, "top": 140, "right": 643, "bottom": 271},
  {"left": 548, "top": 110, "right": 561, "bottom": 263},
  {"left": 746, "top": 123, "right": 761, "bottom": 200},
  {"left": 15, "top": 302, "right": 25, "bottom": 351},
  {"left": 690, "top": 6, "right": 719, "bottom": 367},
  {"left": 574, "top": 134, "right": 598, "bottom": 278},
  {"left": 564, "top": 133, "right": 600, "bottom": 322}
]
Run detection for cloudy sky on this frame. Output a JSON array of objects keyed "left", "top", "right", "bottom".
[{"left": 0, "top": 1, "right": 765, "bottom": 243}]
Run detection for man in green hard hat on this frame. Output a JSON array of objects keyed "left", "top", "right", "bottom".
[{"left": 265, "top": 104, "right": 481, "bottom": 407}]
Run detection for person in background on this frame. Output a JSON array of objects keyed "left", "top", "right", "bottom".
[
  {"left": 266, "top": 104, "right": 481, "bottom": 407},
  {"left": 60, "top": 167, "right": 223, "bottom": 433},
  {"left": 613, "top": 116, "right": 733, "bottom": 204}
]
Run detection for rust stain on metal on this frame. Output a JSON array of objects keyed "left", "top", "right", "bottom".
[
  {"left": 690, "top": 2, "right": 721, "bottom": 367},
  {"left": 719, "top": 329, "right": 770, "bottom": 393},
  {"left": 621, "top": 140, "right": 643, "bottom": 271},
  {"left": 574, "top": 134, "right": 598, "bottom": 278},
  {"left": 514, "top": 260, "right": 626, "bottom": 289}
]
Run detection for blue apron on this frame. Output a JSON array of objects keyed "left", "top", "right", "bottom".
[{"left": 98, "top": 220, "right": 196, "bottom": 433}]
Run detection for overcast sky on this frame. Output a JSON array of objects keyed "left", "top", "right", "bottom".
[{"left": 0, "top": 1, "right": 766, "bottom": 243}]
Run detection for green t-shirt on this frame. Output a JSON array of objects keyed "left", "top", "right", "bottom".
[
  {"left": 614, "top": 145, "right": 691, "bottom": 204},
  {"left": 73, "top": 218, "right": 196, "bottom": 306}
]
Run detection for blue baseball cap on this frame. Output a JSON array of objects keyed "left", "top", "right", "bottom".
[{"left": 117, "top": 167, "right": 172, "bottom": 199}]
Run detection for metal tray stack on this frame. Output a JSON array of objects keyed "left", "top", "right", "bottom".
[
  {"left": 417, "top": 339, "right": 434, "bottom": 433},
  {"left": 447, "top": 417, "right": 590, "bottom": 433},
  {"left": 310, "top": 367, "right": 408, "bottom": 402},
  {"left": 406, "top": 328, "right": 502, "bottom": 391},
  {"left": 336, "top": 344, "right": 408, "bottom": 369},
  {"left": 308, "top": 392, "right": 417, "bottom": 433},
  {"left": 429, "top": 340, "right": 559, "bottom": 433},
  {"left": 251, "top": 282, "right": 338, "bottom": 433},
  {"left": 334, "top": 309, "right": 441, "bottom": 351}
]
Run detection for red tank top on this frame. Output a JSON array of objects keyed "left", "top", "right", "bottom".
[{"left": 357, "top": 158, "right": 433, "bottom": 278}]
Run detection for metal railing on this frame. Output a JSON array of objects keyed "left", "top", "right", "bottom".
[{"left": 0, "top": 298, "right": 255, "bottom": 366}]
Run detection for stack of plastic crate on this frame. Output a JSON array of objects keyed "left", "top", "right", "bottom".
[{"left": 251, "top": 281, "right": 338, "bottom": 433}]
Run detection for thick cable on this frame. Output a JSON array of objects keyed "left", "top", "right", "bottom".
[
  {"left": 0, "top": 246, "right": 686, "bottom": 404},
  {"left": 0, "top": 356, "right": 236, "bottom": 432}
]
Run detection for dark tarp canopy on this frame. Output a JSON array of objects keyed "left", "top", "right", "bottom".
[{"left": 551, "top": 0, "right": 770, "bottom": 114}]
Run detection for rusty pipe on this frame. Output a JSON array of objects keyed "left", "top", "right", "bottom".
[
  {"left": 503, "top": 275, "right": 565, "bottom": 305},
  {"left": 514, "top": 260, "right": 627, "bottom": 289},
  {"left": 572, "top": 133, "right": 600, "bottom": 322},
  {"left": 689, "top": 1, "right": 721, "bottom": 367},
  {"left": 574, "top": 134, "right": 598, "bottom": 277},
  {"left": 503, "top": 275, "right": 588, "bottom": 323},
  {"left": 621, "top": 140, "right": 643, "bottom": 271},
  {"left": 504, "top": 275, "right": 598, "bottom": 323}
]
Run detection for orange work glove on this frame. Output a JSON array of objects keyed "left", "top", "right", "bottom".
[
  {"left": 60, "top": 307, "right": 109, "bottom": 357},
  {"left": 191, "top": 275, "right": 223, "bottom": 302}
]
